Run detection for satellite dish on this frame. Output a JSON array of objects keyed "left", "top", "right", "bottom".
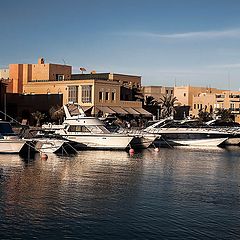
[{"left": 80, "top": 67, "right": 86, "bottom": 74}]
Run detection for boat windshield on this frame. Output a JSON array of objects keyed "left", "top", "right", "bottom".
[
  {"left": 0, "top": 123, "right": 15, "bottom": 135},
  {"left": 87, "top": 125, "right": 110, "bottom": 134},
  {"left": 151, "top": 119, "right": 177, "bottom": 128},
  {"left": 67, "top": 124, "right": 110, "bottom": 134}
]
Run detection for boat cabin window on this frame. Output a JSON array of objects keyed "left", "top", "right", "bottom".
[
  {"left": 68, "top": 125, "right": 90, "bottom": 132},
  {"left": 0, "top": 123, "right": 15, "bottom": 135}
]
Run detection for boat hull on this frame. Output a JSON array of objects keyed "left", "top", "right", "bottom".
[
  {"left": 130, "top": 134, "right": 159, "bottom": 148},
  {"left": 224, "top": 137, "right": 240, "bottom": 145},
  {"left": 155, "top": 137, "right": 228, "bottom": 147},
  {"left": 169, "top": 137, "right": 228, "bottom": 146},
  {"left": 0, "top": 139, "right": 26, "bottom": 153},
  {"left": 34, "top": 139, "right": 67, "bottom": 153},
  {"left": 62, "top": 134, "right": 133, "bottom": 150}
]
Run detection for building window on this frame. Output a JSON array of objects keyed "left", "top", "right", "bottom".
[
  {"left": 99, "top": 91, "right": 103, "bottom": 101},
  {"left": 194, "top": 104, "right": 196, "bottom": 109},
  {"left": 230, "top": 103, "right": 235, "bottom": 109},
  {"left": 106, "top": 92, "right": 109, "bottom": 101},
  {"left": 68, "top": 86, "right": 78, "bottom": 103},
  {"left": 166, "top": 90, "right": 169, "bottom": 94},
  {"left": 56, "top": 74, "right": 64, "bottom": 80},
  {"left": 82, "top": 85, "right": 92, "bottom": 103},
  {"left": 112, "top": 92, "right": 116, "bottom": 101},
  {"left": 171, "top": 90, "right": 173, "bottom": 94},
  {"left": 184, "top": 93, "right": 186, "bottom": 97}
]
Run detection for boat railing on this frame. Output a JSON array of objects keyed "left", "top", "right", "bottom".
[
  {"left": 144, "top": 126, "right": 240, "bottom": 135},
  {"left": 118, "top": 128, "right": 144, "bottom": 135}
]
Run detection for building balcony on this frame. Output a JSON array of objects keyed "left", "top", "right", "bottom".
[
  {"left": 216, "top": 94, "right": 225, "bottom": 98},
  {"left": 229, "top": 95, "right": 240, "bottom": 99},
  {"left": 230, "top": 108, "right": 240, "bottom": 113}
]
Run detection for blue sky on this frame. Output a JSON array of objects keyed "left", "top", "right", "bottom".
[{"left": 1, "top": 0, "right": 240, "bottom": 90}]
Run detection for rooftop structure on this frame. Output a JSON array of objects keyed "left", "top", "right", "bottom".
[
  {"left": 0, "top": 69, "right": 9, "bottom": 79},
  {"left": 142, "top": 85, "right": 174, "bottom": 102},
  {"left": 9, "top": 58, "right": 72, "bottom": 93}
]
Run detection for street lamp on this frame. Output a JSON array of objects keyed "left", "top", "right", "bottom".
[
  {"left": 157, "top": 108, "right": 160, "bottom": 120},
  {"left": 4, "top": 93, "right": 6, "bottom": 120}
]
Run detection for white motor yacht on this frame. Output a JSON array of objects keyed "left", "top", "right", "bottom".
[
  {"left": 205, "top": 119, "right": 240, "bottom": 145},
  {"left": 144, "top": 119, "right": 230, "bottom": 147},
  {"left": 43, "top": 103, "right": 133, "bottom": 150},
  {"left": 0, "top": 121, "right": 27, "bottom": 153}
]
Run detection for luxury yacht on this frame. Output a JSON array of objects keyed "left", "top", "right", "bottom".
[
  {"left": 43, "top": 103, "right": 133, "bottom": 150},
  {"left": 204, "top": 119, "right": 240, "bottom": 145},
  {"left": 0, "top": 121, "right": 27, "bottom": 153},
  {"left": 144, "top": 118, "right": 231, "bottom": 147}
]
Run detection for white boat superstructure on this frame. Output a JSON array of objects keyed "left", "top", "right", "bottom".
[
  {"left": 43, "top": 103, "right": 133, "bottom": 150},
  {"left": 0, "top": 121, "right": 27, "bottom": 153}
]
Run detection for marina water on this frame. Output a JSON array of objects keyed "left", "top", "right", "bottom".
[{"left": 0, "top": 147, "right": 240, "bottom": 239}]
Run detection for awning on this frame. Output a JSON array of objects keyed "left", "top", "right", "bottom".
[
  {"left": 124, "top": 107, "right": 141, "bottom": 115},
  {"left": 67, "top": 104, "right": 81, "bottom": 116},
  {"left": 82, "top": 106, "right": 93, "bottom": 115},
  {"left": 133, "top": 107, "right": 152, "bottom": 116},
  {"left": 82, "top": 106, "right": 93, "bottom": 112},
  {"left": 96, "top": 106, "right": 116, "bottom": 114},
  {"left": 109, "top": 106, "right": 128, "bottom": 115}
]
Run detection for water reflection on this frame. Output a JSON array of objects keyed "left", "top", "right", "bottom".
[{"left": 0, "top": 148, "right": 240, "bottom": 239}]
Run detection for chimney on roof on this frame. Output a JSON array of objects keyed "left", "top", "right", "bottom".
[{"left": 38, "top": 58, "right": 45, "bottom": 64}]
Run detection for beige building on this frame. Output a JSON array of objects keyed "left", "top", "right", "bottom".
[
  {"left": 8, "top": 58, "right": 72, "bottom": 93},
  {"left": 175, "top": 85, "right": 240, "bottom": 122},
  {"left": 192, "top": 92, "right": 216, "bottom": 116},
  {"left": 14, "top": 58, "right": 150, "bottom": 117},
  {"left": 142, "top": 86, "right": 174, "bottom": 102},
  {"left": 174, "top": 85, "right": 222, "bottom": 108},
  {"left": 23, "top": 78, "right": 149, "bottom": 117},
  {"left": 192, "top": 90, "right": 240, "bottom": 122}
]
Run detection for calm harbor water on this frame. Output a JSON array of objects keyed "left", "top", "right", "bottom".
[{"left": 0, "top": 147, "right": 240, "bottom": 240}]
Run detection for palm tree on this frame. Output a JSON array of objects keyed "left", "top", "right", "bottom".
[
  {"left": 214, "top": 108, "right": 234, "bottom": 122},
  {"left": 145, "top": 96, "right": 159, "bottom": 106},
  {"left": 159, "top": 94, "right": 178, "bottom": 118},
  {"left": 132, "top": 86, "right": 144, "bottom": 102},
  {"left": 198, "top": 109, "right": 213, "bottom": 123},
  {"left": 31, "top": 111, "right": 46, "bottom": 127},
  {"left": 49, "top": 105, "right": 65, "bottom": 124}
]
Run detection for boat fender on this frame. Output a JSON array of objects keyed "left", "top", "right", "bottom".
[
  {"left": 41, "top": 153, "right": 48, "bottom": 160},
  {"left": 129, "top": 148, "right": 135, "bottom": 155}
]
